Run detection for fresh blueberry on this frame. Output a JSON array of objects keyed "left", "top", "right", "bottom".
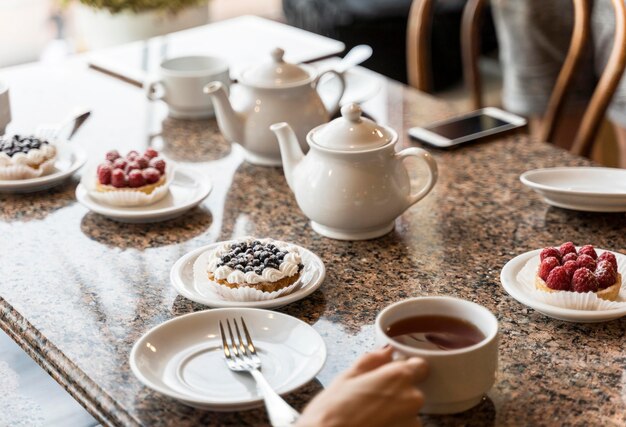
[
  {"left": 254, "top": 268, "right": 263, "bottom": 275},
  {"left": 252, "top": 259, "right": 261, "bottom": 267},
  {"left": 235, "top": 264, "right": 244, "bottom": 271},
  {"left": 222, "top": 254, "right": 231, "bottom": 262},
  {"left": 245, "top": 266, "right": 253, "bottom": 272}
]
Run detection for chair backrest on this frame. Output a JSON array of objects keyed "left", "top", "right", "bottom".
[{"left": 456, "top": 0, "right": 626, "bottom": 156}]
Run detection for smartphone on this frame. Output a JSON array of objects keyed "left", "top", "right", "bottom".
[{"left": 408, "top": 107, "right": 527, "bottom": 148}]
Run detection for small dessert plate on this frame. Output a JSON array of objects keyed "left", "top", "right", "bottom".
[
  {"left": 170, "top": 241, "right": 325, "bottom": 309},
  {"left": 501, "top": 248, "right": 626, "bottom": 323},
  {"left": 130, "top": 308, "right": 326, "bottom": 411},
  {"left": 520, "top": 167, "right": 626, "bottom": 212},
  {"left": 0, "top": 142, "right": 87, "bottom": 193},
  {"left": 75, "top": 167, "right": 211, "bottom": 223}
]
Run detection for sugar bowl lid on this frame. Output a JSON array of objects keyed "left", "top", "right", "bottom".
[
  {"left": 239, "top": 48, "right": 312, "bottom": 87},
  {"left": 310, "top": 103, "right": 396, "bottom": 151}
]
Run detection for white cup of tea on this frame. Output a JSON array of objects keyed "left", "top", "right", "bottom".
[
  {"left": 375, "top": 296, "right": 498, "bottom": 415},
  {"left": 0, "top": 80, "right": 11, "bottom": 135},
  {"left": 144, "top": 56, "right": 230, "bottom": 119}
]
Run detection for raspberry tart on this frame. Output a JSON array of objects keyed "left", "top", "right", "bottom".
[
  {"left": 89, "top": 148, "right": 171, "bottom": 206},
  {"left": 0, "top": 134, "right": 57, "bottom": 179},
  {"left": 535, "top": 242, "right": 622, "bottom": 301},
  {"left": 207, "top": 238, "right": 304, "bottom": 294}
]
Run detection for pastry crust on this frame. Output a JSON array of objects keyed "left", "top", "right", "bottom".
[
  {"left": 208, "top": 271, "right": 301, "bottom": 293},
  {"left": 535, "top": 273, "right": 622, "bottom": 301},
  {"left": 95, "top": 174, "right": 166, "bottom": 195}
]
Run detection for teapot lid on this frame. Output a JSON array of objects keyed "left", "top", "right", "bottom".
[
  {"left": 310, "top": 103, "right": 395, "bottom": 151},
  {"left": 239, "top": 48, "right": 312, "bottom": 88}
]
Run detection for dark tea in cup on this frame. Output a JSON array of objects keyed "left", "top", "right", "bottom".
[{"left": 385, "top": 315, "right": 485, "bottom": 351}]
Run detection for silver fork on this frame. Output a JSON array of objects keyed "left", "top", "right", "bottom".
[
  {"left": 35, "top": 109, "right": 91, "bottom": 142},
  {"left": 219, "top": 318, "right": 300, "bottom": 427}
]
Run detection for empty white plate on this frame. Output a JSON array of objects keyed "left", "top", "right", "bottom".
[
  {"left": 170, "top": 241, "right": 325, "bottom": 309},
  {"left": 75, "top": 167, "right": 211, "bottom": 223},
  {"left": 500, "top": 249, "right": 626, "bottom": 323},
  {"left": 130, "top": 308, "right": 326, "bottom": 410},
  {"left": 0, "top": 142, "right": 87, "bottom": 193},
  {"left": 318, "top": 66, "right": 383, "bottom": 107},
  {"left": 520, "top": 167, "right": 626, "bottom": 212}
]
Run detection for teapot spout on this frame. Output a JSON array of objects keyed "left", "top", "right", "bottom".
[
  {"left": 204, "top": 81, "right": 244, "bottom": 144},
  {"left": 270, "top": 122, "right": 304, "bottom": 190}
]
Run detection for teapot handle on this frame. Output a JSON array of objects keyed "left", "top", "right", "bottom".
[
  {"left": 395, "top": 147, "right": 438, "bottom": 207},
  {"left": 315, "top": 70, "right": 346, "bottom": 117}
]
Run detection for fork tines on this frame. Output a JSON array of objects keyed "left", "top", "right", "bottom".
[{"left": 219, "top": 317, "right": 260, "bottom": 367}]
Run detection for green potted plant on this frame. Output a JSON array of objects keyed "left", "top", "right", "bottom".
[{"left": 70, "top": 0, "right": 211, "bottom": 49}]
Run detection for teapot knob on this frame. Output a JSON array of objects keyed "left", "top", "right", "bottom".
[
  {"left": 271, "top": 47, "right": 285, "bottom": 63},
  {"left": 341, "top": 103, "right": 362, "bottom": 123}
]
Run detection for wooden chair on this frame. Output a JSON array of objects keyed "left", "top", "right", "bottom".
[{"left": 407, "top": 0, "right": 626, "bottom": 158}]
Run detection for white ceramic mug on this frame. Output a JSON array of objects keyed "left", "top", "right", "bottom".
[
  {"left": 144, "top": 56, "right": 230, "bottom": 119},
  {"left": 0, "top": 80, "right": 11, "bottom": 134},
  {"left": 375, "top": 296, "right": 498, "bottom": 415}
]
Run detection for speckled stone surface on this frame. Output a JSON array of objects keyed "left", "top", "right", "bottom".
[{"left": 1, "top": 61, "right": 625, "bottom": 427}]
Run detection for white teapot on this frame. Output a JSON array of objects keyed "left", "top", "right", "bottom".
[
  {"left": 270, "top": 103, "right": 438, "bottom": 240},
  {"left": 204, "top": 48, "right": 345, "bottom": 166}
]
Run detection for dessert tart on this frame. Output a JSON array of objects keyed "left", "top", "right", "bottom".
[
  {"left": 89, "top": 148, "right": 171, "bottom": 207},
  {"left": 207, "top": 238, "right": 304, "bottom": 294},
  {"left": 535, "top": 242, "right": 622, "bottom": 301},
  {"left": 0, "top": 134, "right": 57, "bottom": 179}
]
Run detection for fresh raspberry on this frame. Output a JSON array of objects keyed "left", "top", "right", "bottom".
[
  {"left": 562, "top": 260, "right": 578, "bottom": 278},
  {"left": 597, "top": 252, "right": 618, "bottom": 271},
  {"left": 126, "top": 150, "right": 140, "bottom": 160},
  {"left": 571, "top": 268, "right": 599, "bottom": 293},
  {"left": 595, "top": 260, "right": 617, "bottom": 289},
  {"left": 97, "top": 161, "right": 112, "bottom": 173},
  {"left": 577, "top": 254, "right": 597, "bottom": 271},
  {"left": 144, "top": 148, "right": 159, "bottom": 159},
  {"left": 105, "top": 150, "right": 120, "bottom": 162},
  {"left": 128, "top": 169, "right": 146, "bottom": 188},
  {"left": 559, "top": 242, "right": 577, "bottom": 257},
  {"left": 142, "top": 167, "right": 161, "bottom": 184},
  {"left": 97, "top": 164, "right": 112, "bottom": 185},
  {"left": 149, "top": 157, "right": 166, "bottom": 174},
  {"left": 125, "top": 160, "right": 141, "bottom": 172},
  {"left": 546, "top": 266, "right": 570, "bottom": 291},
  {"left": 113, "top": 158, "right": 127, "bottom": 170},
  {"left": 136, "top": 156, "right": 150, "bottom": 169},
  {"left": 540, "top": 247, "right": 562, "bottom": 262},
  {"left": 562, "top": 253, "right": 577, "bottom": 263},
  {"left": 539, "top": 257, "right": 560, "bottom": 281},
  {"left": 578, "top": 245, "right": 597, "bottom": 259},
  {"left": 111, "top": 169, "right": 127, "bottom": 188}
]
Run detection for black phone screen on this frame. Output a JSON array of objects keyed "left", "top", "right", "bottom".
[{"left": 428, "top": 114, "right": 510, "bottom": 140}]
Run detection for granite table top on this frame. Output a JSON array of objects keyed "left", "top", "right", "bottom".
[{"left": 0, "top": 60, "right": 625, "bottom": 427}]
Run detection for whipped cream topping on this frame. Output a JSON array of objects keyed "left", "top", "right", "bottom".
[
  {"left": 207, "top": 238, "right": 303, "bottom": 284},
  {"left": 0, "top": 144, "right": 56, "bottom": 167}
]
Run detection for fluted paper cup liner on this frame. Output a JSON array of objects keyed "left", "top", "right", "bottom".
[
  {"left": 517, "top": 249, "right": 626, "bottom": 310},
  {"left": 0, "top": 158, "right": 56, "bottom": 180},
  {"left": 192, "top": 250, "right": 304, "bottom": 302},
  {"left": 83, "top": 164, "right": 174, "bottom": 207}
]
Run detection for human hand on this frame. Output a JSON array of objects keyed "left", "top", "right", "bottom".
[{"left": 295, "top": 346, "right": 428, "bottom": 427}]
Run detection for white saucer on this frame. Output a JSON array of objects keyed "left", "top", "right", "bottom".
[
  {"left": 75, "top": 167, "right": 211, "bottom": 223},
  {"left": 520, "top": 167, "right": 626, "bottom": 212},
  {"left": 130, "top": 308, "right": 326, "bottom": 410},
  {"left": 171, "top": 241, "right": 325, "bottom": 308},
  {"left": 318, "top": 66, "right": 383, "bottom": 106},
  {"left": 501, "top": 249, "right": 626, "bottom": 322},
  {"left": 0, "top": 142, "right": 86, "bottom": 193}
]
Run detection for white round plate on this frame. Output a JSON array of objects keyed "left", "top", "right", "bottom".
[
  {"left": 520, "top": 167, "right": 626, "bottom": 212},
  {"left": 500, "top": 248, "right": 626, "bottom": 323},
  {"left": 130, "top": 308, "right": 326, "bottom": 410},
  {"left": 171, "top": 241, "right": 325, "bottom": 309},
  {"left": 0, "top": 142, "right": 86, "bottom": 193},
  {"left": 75, "top": 167, "right": 211, "bottom": 223},
  {"left": 318, "top": 67, "right": 383, "bottom": 106}
]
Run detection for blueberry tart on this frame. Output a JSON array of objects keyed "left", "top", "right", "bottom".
[
  {"left": 207, "top": 238, "right": 304, "bottom": 293},
  {"left": 0, "top": 134, "right": 57, "bottom": 179}
]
